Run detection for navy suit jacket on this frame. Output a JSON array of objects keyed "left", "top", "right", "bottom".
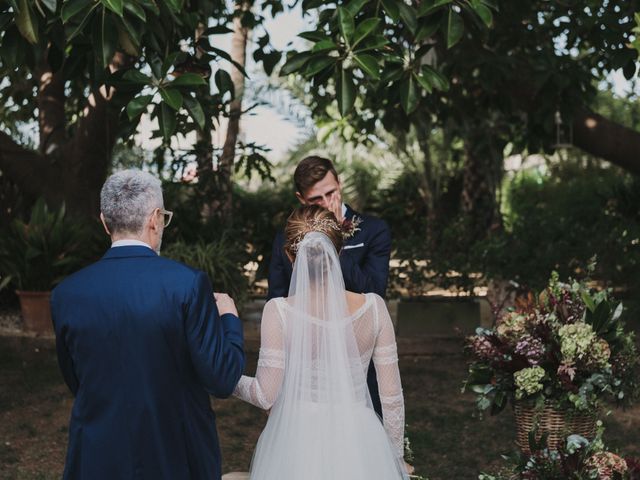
[
  {"left": 51, "top": 246, "right": 245, "bottom": 480},
  {"left": 267, "top": 205, "right": 392, "bottom": 299}
]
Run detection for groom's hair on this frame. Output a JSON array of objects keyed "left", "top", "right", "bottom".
[
  {"left": 100, "top": 169, "right": 163, "bottom": 235},
  {"left": 294, "top": 156, "right": 339, "bottom": 194}
]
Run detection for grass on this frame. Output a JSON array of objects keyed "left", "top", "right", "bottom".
[{"left": 0, "top": 335, "right": 638, "bottom": 480}]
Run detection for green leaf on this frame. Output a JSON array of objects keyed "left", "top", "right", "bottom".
[
  {"left": 337, "top": 67, "right": 356, "bottom": 117},
  {"left": 400, "top": 74, "right": 418, "bottom": 114},
  {"left": 344, "top": 0, "right": 369, "bottom": 17},
  {"left": 417, "top": 0, "right": 452, "bottom": 18},
  {"left": 312, "top": 39, "right": 338, "bottom": 53},
  {"left": 202, "top": 25, "right": 234, "bottom": 35},
  {"left": 414, "top": 71, "right": 433, "bottom": 93},
  {"left": 170, "top": 72, "right": 207, "bottom": 87},
  {"left": 16, "top": 0, "right": 38, "bottom": 44},
  {"left": 160, "top": 88, "right": 183, "bottom": 110},
  {"left": 446, "top": 8, "right": 464, "bottom": 48},
  {"left": 40, "top": 0, "right": 57, "bottom": 13},
  {"left": 305, "top": 56, "right": 335, "bottom": 76},
  {"left": 162, "top": 0, "right": 181, "bottom": 13},
  {"left": 415, "top": 17, "right": 440, "bottom": 42},
  {"left": 158, "top": 102, "right": 176, "bottom": 141},
  {"left": 380, "top": 0, "right": 399, "bottom": 21},
  {"left": 126, "top": 94, "right": 153, "bottom": 120},
  {"left": 102, "top": 0, "right": 123, "bottom": 16},
  {"left": 338, "top": 7, "right": 355, "bottom": 45},
  {"left": 353, "top": 34, "right": 389, "bottom": 53},
  {"left": 61, "top": 0, "right": 91, "bottom": 22},
  {"left": 183, "top": 96, "right": 205, "bottom": 130},
  {"left": 580, "top": 290, "right": 596, "bottom": 312},
  {"left": 124, "top": 2, "right": 146, "bottom": 21},
  {"left": 122, "top": 69, "right": 152, "bottom": 85},
  {"left": 421, "top": 65, "right": 449, "bottom": 91},
  {"left": 352, "top": 18, "right": 380, "bottom": 47},
  {"left": 472, "top": 2, "right": 493, "bottom": 28},
  {"left": 354, "top": 54, "right": 379, "bottom": 79},
  {"left": 398, "top": 2, "right": 418, "bottom": 35},
  {"left": 214, "top": 69, "right": 234, "bottom": 97},
  {"left": 298, "top": 30, "right": 327, "bottom": 42},
  {"left": 280, "top": 51, "right": 313, "bottom": 76}
]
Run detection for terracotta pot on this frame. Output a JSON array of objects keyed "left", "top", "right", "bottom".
[{"left": 16, "top": 290, "right": 54, "bottom": 335}]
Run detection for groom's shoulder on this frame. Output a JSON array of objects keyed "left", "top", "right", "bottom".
[{"left": 355, "top": 211, "right": 390, "bottom": 234}]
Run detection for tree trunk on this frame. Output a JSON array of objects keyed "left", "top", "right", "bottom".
[
  {"left": 461, "top": 128, "right": 505, "bottom": 237},
  {"left": 0, "top": 52, "right": 133, "bottom": 218},
  {"left": 214, "top": 0, "right": 250, "bottom": 224}
]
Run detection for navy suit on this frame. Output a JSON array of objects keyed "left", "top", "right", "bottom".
[
  {"left": 268, "top": 205, "right": 392, "bottom": 416},
  {"left": 51, "top": 246, "right": 245, "bottom": 480}
]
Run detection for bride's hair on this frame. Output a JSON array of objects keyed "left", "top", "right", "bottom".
[{"left": 284, "top": 205, "right": 343, "bottom": 259}]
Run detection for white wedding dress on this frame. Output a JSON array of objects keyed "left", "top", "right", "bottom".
[{"left": 234, "top": 232, "right": 408, "bottom": 480}]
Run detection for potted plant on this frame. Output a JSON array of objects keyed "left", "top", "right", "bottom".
[
  {"left": 464, "top": 270, "right": 639, "bottom": 453},
  {"left": 0, "top": 199, "right": 99, "bottom": 335},
  {"left": 479, "top": 426, "right": 640, "bottom": 480}
]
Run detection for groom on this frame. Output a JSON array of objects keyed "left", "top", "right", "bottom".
[
  {"left": 51, "top": 169, "right": 245, "bottom": 480},
  {"left": 268, "top": 156, "right": 392, "bottom": 416}
]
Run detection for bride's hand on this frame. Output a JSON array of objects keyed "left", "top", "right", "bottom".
[
  {"left": 214, "top": 293, "right": 238, "bottom": 316},
  {"left": 403, "top": 461, "right": 415, "bottom": 475}
]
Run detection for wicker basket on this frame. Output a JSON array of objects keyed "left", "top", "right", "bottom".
[{"left": 514, "top": 402, "right": 597, "bottom": 453}]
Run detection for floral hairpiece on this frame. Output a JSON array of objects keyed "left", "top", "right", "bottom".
[{"left": 291, "top": 215, "right": 364, "bottom": 252}]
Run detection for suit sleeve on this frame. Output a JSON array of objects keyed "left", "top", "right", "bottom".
[
  {"left": 267, "top": 232, "right": 290, "bottom": 300},
  {"left": 185, "top": 271, "right": 245, "bottom": 398},
  {"left": 340, "top": 220, "right": 392, "bottom": 297},
  {"left": 51, "top": 290, "right": 80, "bottom": 396}
]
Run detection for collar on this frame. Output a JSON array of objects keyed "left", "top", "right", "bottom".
[
  {"left": 102, "top": 245, "right": 158, "bottom": 260},
  {"left": 112, "top": 239, "right": 153, "bottom": 249}
]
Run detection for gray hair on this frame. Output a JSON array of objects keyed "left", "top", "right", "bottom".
[{"left": 100, "top": 169, "right": 163, "bottom": 235}]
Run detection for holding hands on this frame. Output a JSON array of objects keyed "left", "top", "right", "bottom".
[{"left": 214, "top": 293, "right": 238, "bottom": 317}]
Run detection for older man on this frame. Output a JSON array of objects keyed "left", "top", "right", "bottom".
[{"left": 51, "top": 169, "right": 245, "bottom": 480}]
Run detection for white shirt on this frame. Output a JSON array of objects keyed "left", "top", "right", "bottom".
[
  {"left": 111, "top": 239, "right": 153, "bottom": 250},
  {"left": 342, "top": 203, "right": 347, "bottom": 219}
]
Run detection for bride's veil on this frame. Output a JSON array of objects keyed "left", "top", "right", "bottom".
[{"left": 248, "top": 231, "right": 406, "bottom": 479}]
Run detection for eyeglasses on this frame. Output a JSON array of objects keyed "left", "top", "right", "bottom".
[{"left": 156, "top": 208, "right": 173, "bottom": 227}]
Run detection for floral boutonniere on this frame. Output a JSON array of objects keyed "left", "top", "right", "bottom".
[{"left": 341, "top": 215, "right": 362, "bottom": 240}]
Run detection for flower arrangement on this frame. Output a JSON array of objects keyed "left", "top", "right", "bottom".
[
  {"left": 478, "top": 424, "right": 640, "bottom": 480},
  {"left": 464, "top": 271, "right": 639, "bottom": 415}
]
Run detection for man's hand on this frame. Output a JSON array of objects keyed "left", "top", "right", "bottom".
[
  {"left": 214, "top": 293, "right": 238, "bottom": 317},
  {"left": 327, "top": 190, "right": 344, "bottom": 224}
]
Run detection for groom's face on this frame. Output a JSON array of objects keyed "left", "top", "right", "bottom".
[{"left": 296, "top": 172, "right": 341, "bottom": 210}]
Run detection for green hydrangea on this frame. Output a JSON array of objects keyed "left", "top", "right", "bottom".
[
  {"left": 514, "top": 366, "right": 546, "bottom": 399},
  {"left": 558, "top": 323, "right": 596, "bottom": 362}
]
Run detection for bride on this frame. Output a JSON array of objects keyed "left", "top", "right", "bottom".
[{"left": 234, "top": 205, "right": 410, "bottom": 479}]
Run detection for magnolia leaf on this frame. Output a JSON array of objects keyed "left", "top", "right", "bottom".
[
  {"left": 354, "top": 54, "right": 380, "bottom": 80},
  {"left": 160, "top": 87, "right": 183, "bottom": 110},
  {"left": 126, "top": 94, "right": 153, "bottom": 120},
  {"left": 16, "top": 0, "right": 38, "bottom": 44},
  {"left": 447, "top": 8, "right": 464, "bottom": 48},
  {"left": 183, "top": 96, "right": 205, "bottom": 130},
  {"left": 337, "top": 67, "right": 356, "bottom": 117}
]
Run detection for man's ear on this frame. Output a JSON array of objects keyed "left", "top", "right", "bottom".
[
  {"left": 99, "top": 213, "right": 111, "bottom": 236},
  {"left": 148, "top": 208, "right": 160, "bottom": 232},
  {"left": 295, "top": 191, "right": 306, "bottom": 205}
]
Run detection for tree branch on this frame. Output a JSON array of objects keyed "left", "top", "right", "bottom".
[{"left": 572, "top": 109, "right": 640, "bottom": 175}]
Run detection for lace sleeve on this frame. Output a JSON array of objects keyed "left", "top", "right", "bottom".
[
  {"left": 372, "top": 295, "right": 405, "bottom": 459},
  {"left": 234, "top": 299, "right": 285, "bottom": 410}
]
